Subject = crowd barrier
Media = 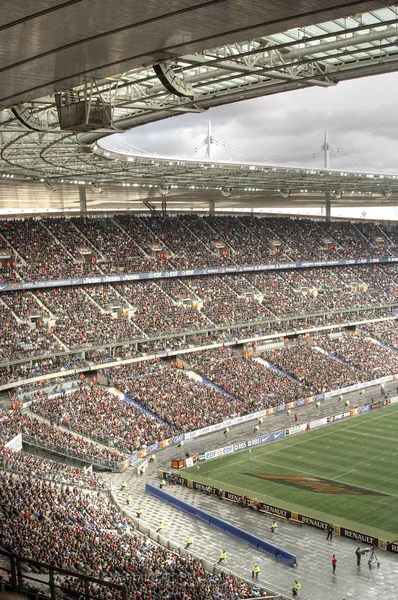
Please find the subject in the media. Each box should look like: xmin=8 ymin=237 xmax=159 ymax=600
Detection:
xmin=145 ymin=483 xmax=297 ymax=567
xmin=0 ymin=256 xmax=397 ymax=292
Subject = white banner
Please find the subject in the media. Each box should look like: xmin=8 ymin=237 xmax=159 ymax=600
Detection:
xmin=5 ymin=433 xmax=22 ymax=452
xmin=323 ymin=373 xmax=397 ymax=400
xmin=183 ymin=407 xmax=272 ymax=440
xmin=285 ymin=423 xmax=307 ymax=436
xmin=137 ymin=458 xmax=149 ymax=474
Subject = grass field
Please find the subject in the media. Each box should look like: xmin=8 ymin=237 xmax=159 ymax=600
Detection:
xmin=183 ymin=404 xmax=398 ymax=540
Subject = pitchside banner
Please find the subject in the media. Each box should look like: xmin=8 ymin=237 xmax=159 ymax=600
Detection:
xmin=163 ymin=471 xmax=398 ymax=555
xmin=0 ymin=256 xmax=396 ymax=292
xmin=203 ymin=429 xmax=285 ymax=461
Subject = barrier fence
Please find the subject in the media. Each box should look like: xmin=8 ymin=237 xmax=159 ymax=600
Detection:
xmin=146 ymin=483 xmax=297 ymax=566
xmin=0 ymin=547 xmax=127 ymax=600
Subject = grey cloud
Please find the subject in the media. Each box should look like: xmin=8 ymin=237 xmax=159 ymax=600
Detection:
xmin=109 ymin=72 xmax=398 ymax=170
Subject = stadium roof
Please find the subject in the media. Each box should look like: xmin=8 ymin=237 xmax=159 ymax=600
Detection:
xmin=1 ymin=1 xmax=398 ymax=208
xmin=0 ymin=1 xmax=392 ymax=108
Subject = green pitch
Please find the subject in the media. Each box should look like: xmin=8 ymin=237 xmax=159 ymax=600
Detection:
xmin=183 ymin=404 xmax=398 ymax=540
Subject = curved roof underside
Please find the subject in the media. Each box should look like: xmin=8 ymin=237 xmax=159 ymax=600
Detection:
xmin=1 ymin=1 xmax=398 ymax=208
xmin=0 ymin=0 xmax=391 ymax=108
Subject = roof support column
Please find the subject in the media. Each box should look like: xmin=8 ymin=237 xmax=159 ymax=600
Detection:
xmin=79 ymin=185 xmax=87 ymax=213
xmin=325 ymin=191 xmax=331 ymax=222
xmin=209 ymin=199 xmax=215 ymax=215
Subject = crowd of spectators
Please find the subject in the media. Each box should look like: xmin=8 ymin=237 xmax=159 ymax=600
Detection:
xmin=35 ymin=286 xmax=143 ymax=348
xmin=0 ymin=472 xmax=264 ymax=599
xmin=244 ymin=271 xmax=328 ymax=318
xmin=0 ymin=215 xmax=396 ymax=285
xmin=114 ymin=213 xmax=175 ymax=269
xmin=355 ymin=221 xmax=391 ymax=252
xmin=184 ymin=274 xmax=272 ymax=325
xmin=264 ymin=217 xmax=332 ymax=262
xmin=351 ymin=264 xmax=398 ymax=305
xmin=0 ymin=218 xmax=101 ymax=281
xmin=0 ymin=262 xmax=397 ymax=364
xmin=0 ymin=356 xmax=87 ymax=387
xmin=45 ymin=217 xmax=101 ymax=261
xmin=184 ymin=347 xmax=304 ymax=408
xmin=368 ymin=319 xmax=398 ymax=349
xmin=157 ymin=277 xmax=201 ymax=303
xmin=141 ymin=214 xmax=236 ymax=270
xmin=1 ymin=290 xmax=52 ymax=319
xmin=114 ymin=280 xmax=211 ymax=335
xmin=202 ymin=215 xmax=274 ymax=265
xmin=72 ymin=216 xmax=157 ymax=274
xmin=109 ymin=360 xmax=243 ymax=431
xmin=315 ymin=220 xmax=388 ymax=259
xmin=0 ymin=302 xmax=62 ymax=362
xmin=0 ymin=214 xmax=397 ymax=367
xmin=83 ymin=283 xmax=131 ymax=310
xmin=315 ymin=333 xmax=398 ymax=381
xmin=178 ymin=214 xmax=238 ymax=267
xmin=2 ymin=213 xmax=397 ymax=600
xmin=0 ymin=407 xmax=124 ymax=467
xmin=260 ymin=343 xmax=362 ymax=395
xmin=31 ymin=384 xmax=174 ymax=453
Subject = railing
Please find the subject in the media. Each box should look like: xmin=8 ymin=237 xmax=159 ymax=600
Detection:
xmin=0 ymin=547 xmax=126 ymax=600
xmin=22 ymin=434 xmax=124 ymax=472
xmin=30 ymin=407 xmax=134 ymax=457
xmin=0 ymin=457 xmax=110 ymax=491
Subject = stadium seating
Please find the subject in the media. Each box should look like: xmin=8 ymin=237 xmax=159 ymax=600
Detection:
xmin=0 ymin=215 xmax=396 ymax=284
xmin=0 ymin=262 xmax=396 ymax=363
xmin=1 ymin=213 xmax=398 ymax=600
xmin=260 ymin=343 xmax=362 ymax=394
xmin=0 ymin=407 xmax=124 ymax=467
xmin=109 ymin=360 xmax=244 ymax=432
xmin=368 ymin=319 xmax=398 ymax=349
xmin=31 ymin=384 xmax=175 ymax=453
xmin=184 ymin=347 xmax=304 ymax=408
xmin=315 ymin=334 xmax=398 ymax=380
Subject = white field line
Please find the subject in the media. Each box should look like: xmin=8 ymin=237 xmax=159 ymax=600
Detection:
xmin=198 ymin=408 xmax=398 ymax=497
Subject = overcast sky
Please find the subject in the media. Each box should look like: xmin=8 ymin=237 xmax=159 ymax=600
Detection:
xmin=107 ymin=72 xmax=398 ymax=172
xmin=104 ymin=72 xmax=398 ymax=219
